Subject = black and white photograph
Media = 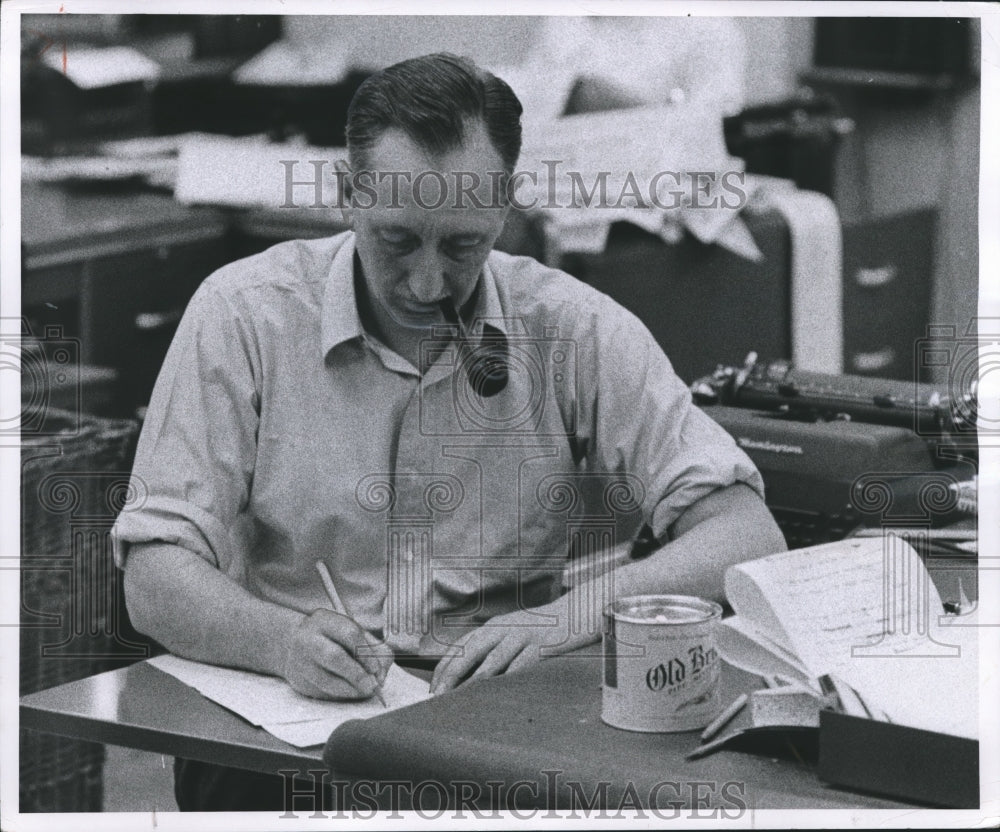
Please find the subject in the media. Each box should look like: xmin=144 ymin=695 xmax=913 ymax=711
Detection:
xmin=1 ymin=1 xmax=996 ymax=827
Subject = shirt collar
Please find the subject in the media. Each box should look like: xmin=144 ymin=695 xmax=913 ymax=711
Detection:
xmin=320 ymin=233 xmax=365 ymax=357
xmin=320 ymin=232 xmax=510 ymax=359
xmin=464 ymin=255 xmax=510 ymax=341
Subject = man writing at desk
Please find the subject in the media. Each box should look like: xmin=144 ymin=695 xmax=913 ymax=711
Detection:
xmin=113 ymin=53 xmax=785 ymax=811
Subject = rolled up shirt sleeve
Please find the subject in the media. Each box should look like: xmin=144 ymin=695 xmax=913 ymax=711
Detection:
xmin=112 ymin=280 xmax=261 ymax=575
xmin=579 ymin=294 xmax=765 ymax=540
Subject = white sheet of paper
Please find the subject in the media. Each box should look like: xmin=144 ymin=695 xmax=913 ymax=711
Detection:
xmin=716 ymin=614 xmax=817 ymax=692
xmin=259 ymin=716 xmax=366 ymax=748
xmin=233 ymin=39 xmax=349 ymax=86
xmin=174 ymin=135 xmax=344 ymax=209
xmin=43 ymin=46 xmax=160 ymax=89
xmin=724 ymin=536 xmax=978 ymax=738
xmin=148 ymin=655 xmax=431 ymax=746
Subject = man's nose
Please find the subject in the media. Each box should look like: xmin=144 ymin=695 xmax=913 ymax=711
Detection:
xmin=407 ymin=248 xmax=448 ymax=303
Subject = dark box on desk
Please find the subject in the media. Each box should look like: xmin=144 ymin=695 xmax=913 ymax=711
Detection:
xmin=21 ymin=69 xmax=151 ymax=151
xmin=817 ymin=710 xmax=978 ymax=808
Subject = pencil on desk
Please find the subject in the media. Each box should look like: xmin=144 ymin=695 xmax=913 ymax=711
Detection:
xmin=314 ymin=561 xmax=387 ymax=708
xmin=699 ymin=693 xmax=748 ymax=742
xmin=686 ymin=732 xmax=735 ymax=761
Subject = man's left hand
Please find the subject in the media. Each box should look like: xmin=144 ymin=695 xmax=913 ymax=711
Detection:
xmin=429 ymin=598 xmax=600 ymax=694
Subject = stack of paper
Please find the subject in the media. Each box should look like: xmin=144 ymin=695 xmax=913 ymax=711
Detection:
xmin=716 ymin=536 xmax=978 ymax=739
xmin=149 ymin=654 xmax=431 ymax=747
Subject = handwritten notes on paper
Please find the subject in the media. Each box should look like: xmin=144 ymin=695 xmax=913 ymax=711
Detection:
xmin=148 ymin=655 xmax=431 ymax=747
xmin=717 ymin=536 xmax=978 ymax=739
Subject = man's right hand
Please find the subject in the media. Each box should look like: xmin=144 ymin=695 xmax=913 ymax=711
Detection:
xmin=124 ymin=543 xmax=396 ymax=701
xmin=282 ymin=609 xmax=394 ymax=701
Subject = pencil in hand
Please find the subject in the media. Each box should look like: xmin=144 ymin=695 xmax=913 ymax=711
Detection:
xmin=315 ymin=561 xmax=388 ymax=707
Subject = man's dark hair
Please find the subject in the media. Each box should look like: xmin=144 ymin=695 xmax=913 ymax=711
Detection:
xmin=346 ymin=52 xmax=523 ymax=176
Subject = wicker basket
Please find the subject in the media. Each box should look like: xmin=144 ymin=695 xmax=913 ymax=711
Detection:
xmin=20 ymin=408 xmax=140 ymax=813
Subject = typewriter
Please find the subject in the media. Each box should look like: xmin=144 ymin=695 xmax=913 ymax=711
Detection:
xmin=688 ymin=353 xmax=977 ymax=548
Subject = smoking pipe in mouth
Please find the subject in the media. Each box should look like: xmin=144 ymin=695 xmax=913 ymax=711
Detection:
xmin=439 ymin=299 xmax=508 ymax=398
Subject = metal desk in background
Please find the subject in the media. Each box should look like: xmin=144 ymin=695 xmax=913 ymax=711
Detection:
xmin=21 ymin=181 xmax=231 ymax=417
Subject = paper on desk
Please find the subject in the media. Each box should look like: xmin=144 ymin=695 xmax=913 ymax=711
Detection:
xmin=174 ymin=135 xmax=343 ymax=208
xmin=259 ymin=667 xmax=433 ymax=747
xmin=722 ymin=537 xmax=978 ymax=739
xmin=261 ymin=715 xmax=369 ymax=748
xmin=234 ymin=39 xmax=349 ymax=86
xmin=148 ymin=655 xmax=431 ymax=746
xmin=43 ymin=46 xmax=160 ymax=89
xmin=715 ymin=614 xmax=816 ymax=693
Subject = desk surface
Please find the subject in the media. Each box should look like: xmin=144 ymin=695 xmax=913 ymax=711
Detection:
xmin=21 ymin=660 xmax=323 ymax=775
xmin=21 ymin=657 xmax=911 ymax=811
xmin=22 ymin=182 xmax=227 ymax=270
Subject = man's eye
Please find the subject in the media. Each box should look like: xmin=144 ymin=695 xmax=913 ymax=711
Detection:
xmin=378 ymin=229 xmax=416 ymax=247
xmin=445 ymin=237 xmax=484 ymax=257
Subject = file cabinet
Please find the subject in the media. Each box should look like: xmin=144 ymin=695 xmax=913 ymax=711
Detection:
xmin=841 ymin=208 xmax=936 ymax=382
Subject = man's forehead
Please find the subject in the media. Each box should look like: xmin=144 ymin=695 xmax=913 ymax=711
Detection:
xmin=363 ymin=122 xmax=505 ymax=177
xmin=354 ymin=123 xmax=509 ymax=213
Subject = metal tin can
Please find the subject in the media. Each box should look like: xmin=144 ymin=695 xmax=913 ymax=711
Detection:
xmin=602 ymin=594 xmax=723 ymax=732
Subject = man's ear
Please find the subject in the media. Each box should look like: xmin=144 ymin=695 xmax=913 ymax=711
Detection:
xmin=334 ymin=159 xmax=353 ymax=225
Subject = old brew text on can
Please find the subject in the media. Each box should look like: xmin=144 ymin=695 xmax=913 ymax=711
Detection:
xmin=602 ymin=594 xmax=723 ymax=732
